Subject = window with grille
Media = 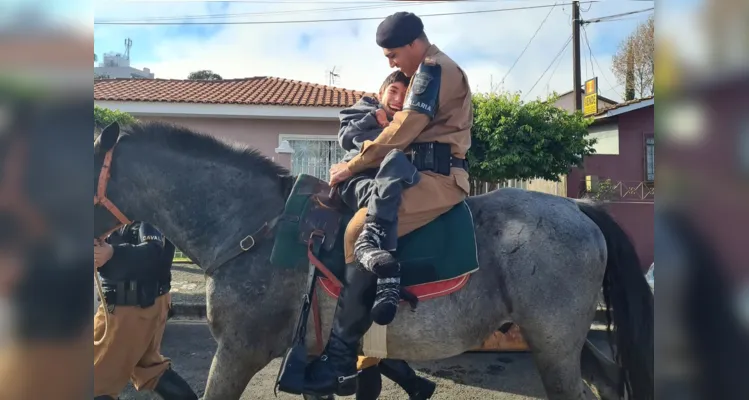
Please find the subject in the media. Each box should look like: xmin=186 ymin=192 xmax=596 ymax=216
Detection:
xmin=285 ymin=137 xmax=346 ymax=181
xmin=645 ymin=136 xmax=655 ymax=182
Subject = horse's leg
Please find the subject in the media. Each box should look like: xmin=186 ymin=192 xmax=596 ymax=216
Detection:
xmin=354 ymin=365 xmax=382 ymax=400
xmin=520 ymin=321 xmax=597 ymax=400
xmin=580 ymin=338 xmax=623 ymax=400
xmin=202 ymin=342 xmax=267 ymax=400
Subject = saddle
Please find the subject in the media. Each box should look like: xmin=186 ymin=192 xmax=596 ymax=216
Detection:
xmin=271 ymin=174 xmax=480 ymax=373
xmin=270 ymin=174 xmax=480 ymax=295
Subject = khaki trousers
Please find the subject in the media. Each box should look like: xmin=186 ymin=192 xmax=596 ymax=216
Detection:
xmin=344 ymin=170 xmax=467 ymax=263
xmin=357 ymin=355 xmax=381 ymax=371
xmin=93 ymin=293 xmax=171 ymax=398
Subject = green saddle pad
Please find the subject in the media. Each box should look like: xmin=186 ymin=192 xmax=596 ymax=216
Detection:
xmin=269 ymin=174 xmax=479 ymax=287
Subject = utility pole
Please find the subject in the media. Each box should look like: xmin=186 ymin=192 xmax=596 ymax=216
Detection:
xmin=572 ymin=1 xmax=582 ymax=111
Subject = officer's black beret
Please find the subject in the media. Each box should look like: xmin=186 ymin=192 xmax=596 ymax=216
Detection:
xmin=376 ymin=12 xmax=424 ymax=49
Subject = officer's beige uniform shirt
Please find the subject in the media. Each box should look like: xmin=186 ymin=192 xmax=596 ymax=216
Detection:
xmin=343 ymin=44 xmax=473 ymax=262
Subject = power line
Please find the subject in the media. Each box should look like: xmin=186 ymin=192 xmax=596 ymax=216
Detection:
xmin=582 ymin=7 xmax=653 ymax=24
xmin=582 ymin=25 xmax=622 ymax=98
xmin=543 ymin=42 xmax=567 ymax=95
xmin=94 ymin=2 xmax=596 ymax=25
xmin=582 ymin=24 xmax=595 ymax=78
xmin=523 ymin=35 xmax=572 ymax=100
xmin=106 ymin=0 xmax=452 ymax=3
xmin=498 ymin=2 xmax=557 ymax=86
xmin=108 ymin=0 xmax=649 ymax=2
xmin=98 ymin=1 xmax=439 ymax=22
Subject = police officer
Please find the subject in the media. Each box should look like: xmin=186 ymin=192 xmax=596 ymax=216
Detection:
xmin=93 ymin=221 xmax=197 ymax=400
xmin=290 ymin=11 xmax=473 ymax=397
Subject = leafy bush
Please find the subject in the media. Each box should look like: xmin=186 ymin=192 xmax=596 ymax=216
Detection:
xmin=94 ymin=105 xmax=136 ymax=139
xmin=468 ymin=91 xmax=597 ymax=182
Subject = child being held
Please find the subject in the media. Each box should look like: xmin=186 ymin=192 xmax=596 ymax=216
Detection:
xmin=333 ymin=70 xmax=421 ymax=326
xmin=335 ymin=70 xmax=412 ymax=211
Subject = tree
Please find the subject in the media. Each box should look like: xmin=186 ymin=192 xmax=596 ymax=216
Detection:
xmin=187 ymin=70 xmax=223 ymax=80
xmin=611 ymin=16 xmax=654 ymax=99
xmin=94 ymin=105 xmax=136 ymax=139
xmin=467 ymin=92 xmax=596 ymax=183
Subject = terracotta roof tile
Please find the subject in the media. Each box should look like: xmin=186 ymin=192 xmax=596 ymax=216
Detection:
xmin=93 ymin=77 xmax=375 ymax=107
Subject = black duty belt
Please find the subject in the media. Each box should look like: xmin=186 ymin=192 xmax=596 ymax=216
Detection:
xmin=102 ymin=280 xmax=170 ymax=309
xmin=450 ymin=157 xmax=469 ymax=170
xmin=406 ymin=142 xmax=468 ymax=176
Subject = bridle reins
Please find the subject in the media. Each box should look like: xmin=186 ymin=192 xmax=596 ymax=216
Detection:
xmin=93 ymin=143 xmax=280 ymax=277
xmin=94 ymin=146 xmax=132 ymax=241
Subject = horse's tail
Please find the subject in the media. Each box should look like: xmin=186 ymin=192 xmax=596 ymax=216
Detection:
xmin=576 ymin=200 xmax=654 ymax=400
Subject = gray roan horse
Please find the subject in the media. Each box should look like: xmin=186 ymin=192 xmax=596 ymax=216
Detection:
xmin=93 ymin=121 xmax=653 ymax=400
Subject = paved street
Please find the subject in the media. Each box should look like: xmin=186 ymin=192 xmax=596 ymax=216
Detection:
xmin=120 ymin=319 xmax=549 ymax=400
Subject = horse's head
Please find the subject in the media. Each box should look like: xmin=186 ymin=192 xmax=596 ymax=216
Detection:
xmin=94 ymin=121 xmax=131 ymax=239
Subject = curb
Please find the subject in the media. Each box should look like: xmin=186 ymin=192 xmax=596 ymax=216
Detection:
xmin=169 ymin=302 xmax=206 ymax=319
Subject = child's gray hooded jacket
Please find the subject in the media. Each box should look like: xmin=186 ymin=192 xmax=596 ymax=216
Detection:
xmin=337 ymin=96 xmax=392 ymax=162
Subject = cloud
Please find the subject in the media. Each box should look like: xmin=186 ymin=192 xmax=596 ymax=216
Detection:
xmin=94 ymin=0 xmax=654 ymax=101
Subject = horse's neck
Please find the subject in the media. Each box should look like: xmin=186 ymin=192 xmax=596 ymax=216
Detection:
xmin=111 ymin=146 xmax=285 ymax=267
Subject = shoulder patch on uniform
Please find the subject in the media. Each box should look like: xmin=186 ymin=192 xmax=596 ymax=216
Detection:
xmin=411 ymin=72 xmax=433 ymax=95
xmin=403 ymin=62 xmax=441 ymax=119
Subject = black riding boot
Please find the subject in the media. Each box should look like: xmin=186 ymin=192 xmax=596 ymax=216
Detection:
xmin=379 ymin=359 xmax=437 ymax=400
xmin=302 ymin=263 xmax=377 ymax=397
xmin=153 ymin=367 xmax=198 ymax=400
xmin=354 ymin=216 xmax=401 ymax=326
xmin=355 ymin=364 xmax=383 ymax=400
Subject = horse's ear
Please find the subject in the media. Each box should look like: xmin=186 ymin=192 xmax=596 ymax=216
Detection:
xmin=99 ymin=121 xmax=120 ymax=151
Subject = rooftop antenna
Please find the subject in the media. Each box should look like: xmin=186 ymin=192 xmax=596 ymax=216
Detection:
xmin=327 ymin=66 xmax=340 ymax=86
xmin=124 ymin=38 xmax=132 ymax=60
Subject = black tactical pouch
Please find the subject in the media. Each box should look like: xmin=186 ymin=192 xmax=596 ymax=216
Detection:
xmin=114 ymin=281 xmax=139 ymax=306
xmin=107 ymin=280 xmax=159 ymax=308
xmin=408 ymin=142 xmax=452 ymax=176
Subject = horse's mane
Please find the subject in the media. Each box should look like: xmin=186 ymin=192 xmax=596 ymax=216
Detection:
xmin=118 ymin=120 xmax=291 ymax=179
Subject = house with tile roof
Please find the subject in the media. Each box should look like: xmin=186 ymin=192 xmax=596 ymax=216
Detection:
xmin=94 ymin=77 xmax=376 ymax=179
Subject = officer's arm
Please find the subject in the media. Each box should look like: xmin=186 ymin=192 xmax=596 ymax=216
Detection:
xmin=346 ymin=63 xmax=441 ymax=174
xmin=98 ymin=223 xmax=165 ymax=275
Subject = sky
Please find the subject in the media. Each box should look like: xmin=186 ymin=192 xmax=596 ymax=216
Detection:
xmin=93 ymin=0 xmax=658 ymax=102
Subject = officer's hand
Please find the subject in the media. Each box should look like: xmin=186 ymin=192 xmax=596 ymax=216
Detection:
xmin=375 ymin=109 xmax=390 ymax=128
xmin=94 ymin=240 xmax=113 ymax=269
xmin=329 ymin=164 xmax=353 ymax=187
xmin=329 ymin=162 xmax=347 ymax=177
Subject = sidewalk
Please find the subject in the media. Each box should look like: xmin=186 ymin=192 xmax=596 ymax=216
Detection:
xmin=169 ymin=263 xmax=207 ymax=319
